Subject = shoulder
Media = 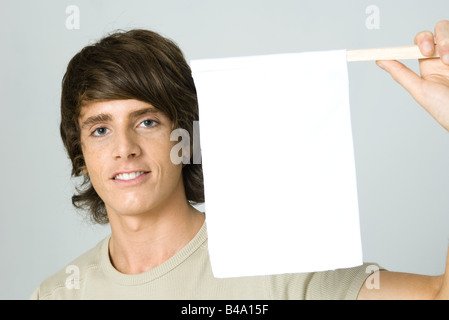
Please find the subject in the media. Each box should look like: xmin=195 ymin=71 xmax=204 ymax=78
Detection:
xmin=30 ymin=236 xmax=109 ymax=300
xmin=307 ymin=262 xmax=383 ymax=300
xmin=247 ymin=263 xmax=382 ymax=300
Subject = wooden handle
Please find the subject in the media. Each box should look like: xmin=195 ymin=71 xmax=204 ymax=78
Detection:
xmin=347 ymin=45 xmax=440 ymax=62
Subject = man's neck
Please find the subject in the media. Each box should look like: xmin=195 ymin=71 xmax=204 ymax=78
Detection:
xmin=107 ymin=199 xmax=205 ymax=275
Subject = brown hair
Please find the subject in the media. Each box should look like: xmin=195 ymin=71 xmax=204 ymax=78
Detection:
xmin=60 ymin=29 xmax=204 ymax=224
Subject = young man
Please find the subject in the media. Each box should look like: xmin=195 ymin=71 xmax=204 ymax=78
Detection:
xmin=31 ymin=20 xmax=449 ymax=299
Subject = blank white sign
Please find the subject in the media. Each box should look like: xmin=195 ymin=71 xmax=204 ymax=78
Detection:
xmin=191 ymin=50 xmax=363 ymax=278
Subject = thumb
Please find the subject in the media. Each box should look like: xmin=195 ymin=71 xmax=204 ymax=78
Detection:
xmin=376 ymin=60 xmax=424 ymax=99
xmin=376 ymin=59 xmax=449 ymax=132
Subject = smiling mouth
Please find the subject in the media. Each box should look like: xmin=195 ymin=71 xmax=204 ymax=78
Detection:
xmin=113 ymin=171 xmax=150 ymax=181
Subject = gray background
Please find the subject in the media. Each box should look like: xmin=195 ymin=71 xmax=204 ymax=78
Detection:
xmin=1 ymin=0 xmax=449 ymax=299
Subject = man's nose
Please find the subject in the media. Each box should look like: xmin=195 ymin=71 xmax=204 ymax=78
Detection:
xmin=112 ymin=129 xmax=142 ymax=160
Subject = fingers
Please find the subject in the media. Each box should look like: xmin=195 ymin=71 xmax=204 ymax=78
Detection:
xmin=376 ymin=20 xmax=449 ymax=90
xmin=435 ymin=20 xmax=449 ymax=65
xmin=414 ymin=30 xmax=435 ymax=56
xmin=413 ymin=20 xmax=449 ymax=65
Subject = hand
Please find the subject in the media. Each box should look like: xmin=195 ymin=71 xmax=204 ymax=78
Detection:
xmin=376 ymin=20 xmax=449 ymax=132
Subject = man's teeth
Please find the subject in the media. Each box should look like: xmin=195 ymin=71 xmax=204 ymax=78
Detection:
xmin=114 ymin=171 xmax=146 ymax=181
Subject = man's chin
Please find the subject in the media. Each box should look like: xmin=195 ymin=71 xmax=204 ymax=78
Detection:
xmin=105 ymin=202 xmax=160 ymax=220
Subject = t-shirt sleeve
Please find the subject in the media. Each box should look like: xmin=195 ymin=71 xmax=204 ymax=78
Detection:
xmin=306 ymin=262 xmax=383 ymax=300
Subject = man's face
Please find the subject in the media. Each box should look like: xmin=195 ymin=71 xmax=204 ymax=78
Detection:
xmin=78 ymin=99 xmax=184 ymax=218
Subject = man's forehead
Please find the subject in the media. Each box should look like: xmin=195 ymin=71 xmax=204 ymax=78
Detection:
xmin=78 ymin=99 xmax=162 ymax=119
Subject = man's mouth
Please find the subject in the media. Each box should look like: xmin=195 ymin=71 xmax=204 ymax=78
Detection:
xmin=113 ymin=171 xmax=150 ymax=181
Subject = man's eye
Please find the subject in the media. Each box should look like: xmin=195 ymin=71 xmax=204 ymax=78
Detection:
xmin=139 ymin=119 xmax=157 ymax=128
xmin=92 ymin=127 xmax=109 ymax=136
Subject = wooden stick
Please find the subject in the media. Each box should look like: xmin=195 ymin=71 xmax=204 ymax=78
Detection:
xmin=347 ymin=45 xmax=440 ymax=62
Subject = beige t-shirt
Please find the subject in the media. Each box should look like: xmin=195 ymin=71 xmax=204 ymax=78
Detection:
xmin=31 ymin=222 xmax=378 ymax=299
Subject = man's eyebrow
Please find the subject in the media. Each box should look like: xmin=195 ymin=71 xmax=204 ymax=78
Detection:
xmin=80 ymin=108 xmax=161 ymax=130
xmin=80 ymin=113 xmax=112 ymax=130
xmin=129 ymin=107 xmax=161 ymax=119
